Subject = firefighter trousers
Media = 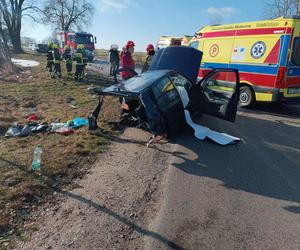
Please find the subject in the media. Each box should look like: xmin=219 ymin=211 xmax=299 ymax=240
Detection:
xmin=47 ymin=61 xmax=54 ymax=73
xmin=110 ymin=61 xmax=119 ymax=76
xmin=75 ymin=64 xmax=85 ymax=79
xmin=66 ymin=61 xmax=73 ymax=74
xmin=54 ymin=63 xmax=62 ymax=78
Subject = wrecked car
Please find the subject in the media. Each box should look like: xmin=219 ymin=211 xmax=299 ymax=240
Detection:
xmin=89 ymin=46 xmax=240 ymax=141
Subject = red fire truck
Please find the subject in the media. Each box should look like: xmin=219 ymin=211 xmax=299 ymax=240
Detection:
xmin=55 ymin=31 xmax=97 ymax=62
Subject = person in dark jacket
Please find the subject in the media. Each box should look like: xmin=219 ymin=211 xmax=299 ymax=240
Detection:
xmin=142 ymin=44 xmax=155 ymax=73
xmin=52 ymin=43 xmax=62 ymax=78
xmin=108 ymin=44 xmax=120 ymax=76
xmin=63 ymin=45 xmax=73 ymax=76
xmin=120 ymin=40 xmax=135 ymax=80
xmin=46 ymin=41 xmax=54 ymax=77
xmin=73 ymin=44 xmax=87 ymax=80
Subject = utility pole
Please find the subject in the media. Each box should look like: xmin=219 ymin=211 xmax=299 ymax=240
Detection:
xmin=297 ymin=0 xmax=300 ymax=15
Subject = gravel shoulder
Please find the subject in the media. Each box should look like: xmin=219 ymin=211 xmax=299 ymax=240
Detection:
xmin=15 ymin=128 xmax=173 ymax=250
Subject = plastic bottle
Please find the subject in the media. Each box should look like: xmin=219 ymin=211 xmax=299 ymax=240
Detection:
xmin=31 ymin=145 xmax=42 ymax=170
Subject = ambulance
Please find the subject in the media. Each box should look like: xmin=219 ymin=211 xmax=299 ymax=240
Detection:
xmin=181 ymin=35 xmax=193 ymax=46
xmin=157 ymin=36 xmax=192 ymax=49
xmin=157 ymin=36 xmax=183 ymax=49
xmin=189 ymin=17 xmax=300 ymax=106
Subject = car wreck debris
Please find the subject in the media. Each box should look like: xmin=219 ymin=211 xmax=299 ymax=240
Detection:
xmin=89 ymin=46 xmax=241 ymax=146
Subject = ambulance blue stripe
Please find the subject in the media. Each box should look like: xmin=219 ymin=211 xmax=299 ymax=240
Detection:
xmin=202 ymin=62 xmax=278 ymax=75
xmin=279 ymin=35 xmax=291 ymax=66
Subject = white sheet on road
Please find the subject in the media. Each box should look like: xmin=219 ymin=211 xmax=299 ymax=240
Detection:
xmin=12 ymin=58 xmax=40 ymax=67
xmin=184 ymin=110 xmax=241 ymax=145
xmin=177 ymin=86 xmax=241 ymax=146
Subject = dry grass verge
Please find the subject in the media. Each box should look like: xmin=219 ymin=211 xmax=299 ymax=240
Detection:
xmin=0 ymin=52 xmax=121 ymax=247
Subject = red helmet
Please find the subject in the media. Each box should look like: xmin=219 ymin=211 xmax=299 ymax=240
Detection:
xmin=146 ymin=44 xmax=154 ymax=52
xmin=126 ymin=40 xmax=135 ymax=49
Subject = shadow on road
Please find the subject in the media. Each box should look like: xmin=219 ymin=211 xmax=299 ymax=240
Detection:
xmin=239 ymin=103 xmax=300 ymax=119
xmin=105 ymin=104 xmax=300 ymax=211
xmin=167 ymin=108 xmax=300 ymax=210
xmin=284 ymin=206 xmax=300 ymax=214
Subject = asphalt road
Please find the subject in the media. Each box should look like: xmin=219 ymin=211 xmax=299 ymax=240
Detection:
xmin=91 ymin=62 xmax=300 ymax=249
xmin=145 ymin=103 xmax=300 ymax=250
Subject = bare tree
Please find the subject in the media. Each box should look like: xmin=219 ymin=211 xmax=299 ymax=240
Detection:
xmin=0 ymin=0 xmax=40 ymax=53
xmin=42 ymin=0 xmax=94 ymax=31
xmin=265 ymin=0 xmax=300 ymax=18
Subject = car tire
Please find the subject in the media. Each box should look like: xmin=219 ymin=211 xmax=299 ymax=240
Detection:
xmin=239 ymin=86 xmax=255 ymax=107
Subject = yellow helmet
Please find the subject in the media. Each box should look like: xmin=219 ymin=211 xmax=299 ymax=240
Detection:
xmin=77 ymin=44 xmax=84 ymax=49
xmin=53 ymin=44 xmax=59 ymax=49
xmin=64 ymin=44 xmax=70 ymax=49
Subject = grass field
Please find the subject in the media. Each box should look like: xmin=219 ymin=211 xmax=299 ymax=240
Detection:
xmin=0 ymin=53 xmax=120 ymax=246
xmin=95 ymin=49 xmax=147 ymax=66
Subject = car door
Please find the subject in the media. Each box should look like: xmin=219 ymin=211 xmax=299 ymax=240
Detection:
xmin=198 ymin=68 xmax=240 ymax=122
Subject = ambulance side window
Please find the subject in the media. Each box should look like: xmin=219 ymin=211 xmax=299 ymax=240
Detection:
xmin=190 ymin=41 xmax=200 ymax=50
xmin=292 ymin=37 xmax=300 ymax=66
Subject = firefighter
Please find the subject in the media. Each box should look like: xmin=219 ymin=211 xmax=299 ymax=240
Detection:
xmin=120 ymin=41 xmax=135 ymax=81
xmin=63 ymin=45 xmax=73 ymax=76
xmin=119 ymin=41 xmax=137 ymax=113
xmin=73 ymin=44 xmax=87 ymax=80
xmin=142 ymin=44 xmax=155 ymax=73
xmin=46 ymin=41 xmax=54 ymax=77
xmin=52 ymin=43 xmax=62 ymax=78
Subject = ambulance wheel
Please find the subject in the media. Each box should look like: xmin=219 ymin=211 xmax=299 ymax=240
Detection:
xmin=239 ymin=86 xmax=255 ymax=107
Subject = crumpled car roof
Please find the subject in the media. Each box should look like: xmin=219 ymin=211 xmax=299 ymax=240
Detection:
xmin=104 ymin=70 xmax=171 ymax=95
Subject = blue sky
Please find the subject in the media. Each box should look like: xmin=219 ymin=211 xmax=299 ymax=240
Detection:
xmin=22 ymin=0 xmax=267 ymax=51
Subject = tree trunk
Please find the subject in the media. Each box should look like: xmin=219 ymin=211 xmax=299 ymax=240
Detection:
xmin=9 ymin=14 xmax=23 ymax=54
xmin=0 ymin=41 xmax=12 ymax=74
xmin=0 ymin=0 xmax=24 ymax=54
xmin=10 ymin=31 xmax=22 ymax=53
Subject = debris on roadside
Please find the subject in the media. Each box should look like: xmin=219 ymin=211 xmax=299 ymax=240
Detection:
xmin=55 ymin=127 xmax=75 ymax=136
xmin=4 ymin=117 xmax=89 ymax=138
xmin=65 ymin=96 xmax=75 ymax=104
xmin=31 ymin=145 xmax=42 ymax=171
xmin=31 ymin=123 xmax=50 ymax=133
xmin=5 ymin=123 xmax=32 ymax=137
xmin=68 ymin=117 xmax=89 ymax=129
xmin=25 ymin=114 xmax=38 ymax=121
xmin=69 ymin=105 xmax=78 ymax=109
xmin=50 ymin=123 xmax=66 ymax=132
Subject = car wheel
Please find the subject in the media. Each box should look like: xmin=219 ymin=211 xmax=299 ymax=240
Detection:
xmin=239 ymin=86 xmax=255 ymax=107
